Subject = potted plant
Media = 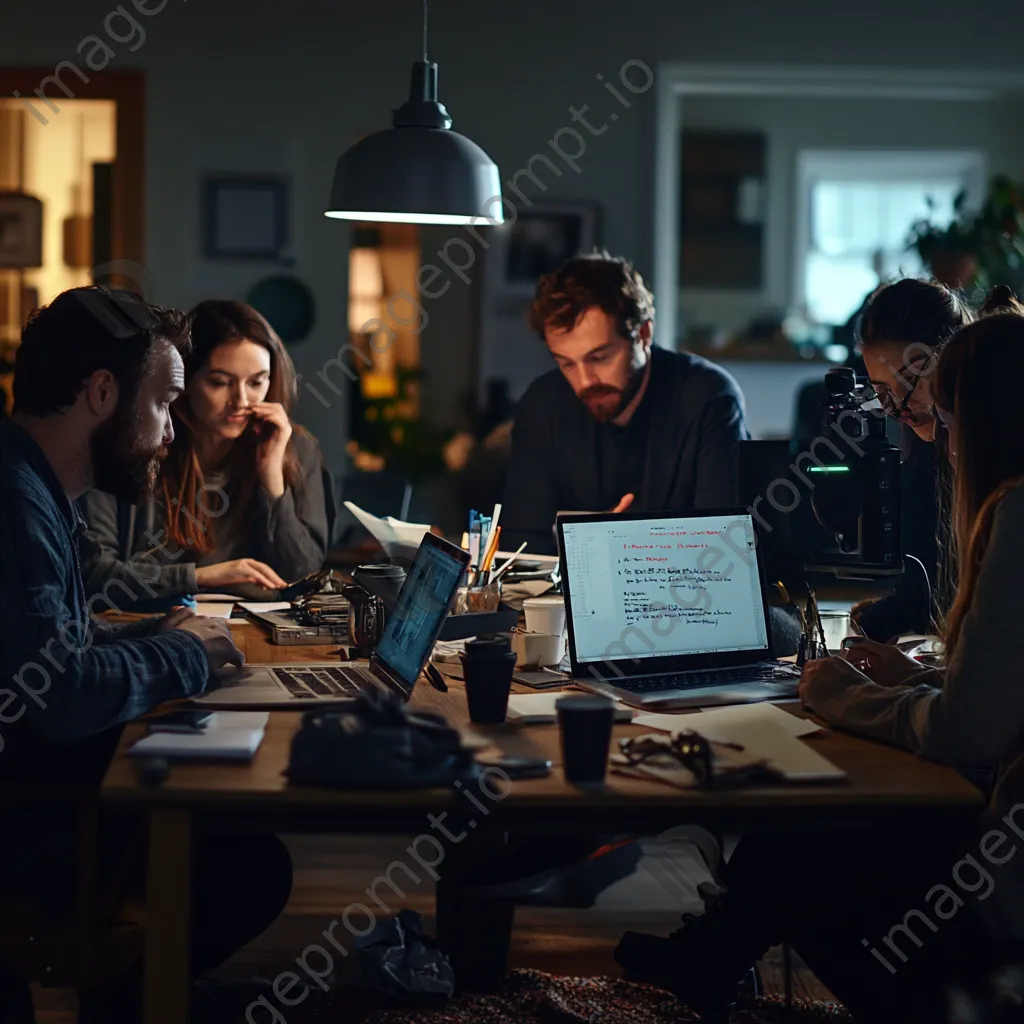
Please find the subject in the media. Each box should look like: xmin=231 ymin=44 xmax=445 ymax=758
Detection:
xmin=906 ymin=189 xmax=982 ymax=289
xmin=975 ymin=174 xmax=1024 ymax=294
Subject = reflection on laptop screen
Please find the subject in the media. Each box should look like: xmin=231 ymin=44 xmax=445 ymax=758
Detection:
xmin=376 ymin=541 xmax=465 ymax=684
xmin=562 ymin=513 xmax=769 ymax=664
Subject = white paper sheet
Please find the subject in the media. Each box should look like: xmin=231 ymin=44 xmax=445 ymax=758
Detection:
xmin=506 ymin=693 xmax=634 ymax=724
xmin=635 ymin=703 xmax=842 ymax=781
xmin=238 ymin=601 xmax=293 ymax=613
xmin=129 ymin=711 xmax=269 ymax=762
xmin=194 ymin=602 xmax=236 ymax=619
xmin=343 ymin=501 xmax=432 ymax=561
xmin=634 ymin=702 xmax=820 ymax=739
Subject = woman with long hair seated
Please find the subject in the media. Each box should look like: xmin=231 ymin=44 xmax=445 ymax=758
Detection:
xmin=616 ymin=296 xmax=1024 ymax=1022
xmin=849 ymin=278 xmax=973 ymax=639
xmin=80 ymin=299 xmax=329 ymax=609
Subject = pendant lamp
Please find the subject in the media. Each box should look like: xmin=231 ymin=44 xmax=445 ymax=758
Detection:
xmin=325 ymin=0 xmax=503 ymax=226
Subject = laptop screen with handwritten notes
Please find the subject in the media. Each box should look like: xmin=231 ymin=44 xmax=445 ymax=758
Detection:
xmin=560 ymin=513 xmax=769 ymax=665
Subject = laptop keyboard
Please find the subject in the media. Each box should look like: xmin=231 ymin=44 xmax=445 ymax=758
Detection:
xmin=617 ymin=665 xmax=782 ymax=694
xmin=274 ymin=666 xmax=373 ymax=699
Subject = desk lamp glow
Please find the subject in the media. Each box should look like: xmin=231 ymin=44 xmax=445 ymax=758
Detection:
xmin=325 ymin=0 xmax=503 ymax=227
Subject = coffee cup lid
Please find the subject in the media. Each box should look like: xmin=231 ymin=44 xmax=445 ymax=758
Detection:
xmin=355 ymin=564 xmax=406 ymax=577
xmin=555 ymin=694 xmax=615 ymax=712
xmin=464 ymin=634 xmax=512 ymax=657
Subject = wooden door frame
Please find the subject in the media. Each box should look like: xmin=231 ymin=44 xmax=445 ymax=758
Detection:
xmin=0 ymin=69 xmax=144 ymax=287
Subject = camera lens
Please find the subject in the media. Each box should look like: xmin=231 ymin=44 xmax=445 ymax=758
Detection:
xmin=825 ymin=368 xmax=856 ymax=397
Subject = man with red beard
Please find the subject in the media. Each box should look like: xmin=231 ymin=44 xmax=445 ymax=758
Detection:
xmin=0 ymin=288 xmax=291 ymax=1022
xmin=502 ymin=253 xmax=748 ymax=554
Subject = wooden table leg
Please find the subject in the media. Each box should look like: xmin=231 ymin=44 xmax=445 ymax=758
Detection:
xmin=435 ymin=827 xmax=514 ymax=992
xmin=143 ymin=808 xmax=191 ymax=1024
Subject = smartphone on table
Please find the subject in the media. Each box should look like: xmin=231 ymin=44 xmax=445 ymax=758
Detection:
xmin=147 ymin=709 xmax=214 ymax=734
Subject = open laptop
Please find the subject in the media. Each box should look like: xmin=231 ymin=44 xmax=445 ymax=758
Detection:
xmin=557 ymin=509 xmax=800 ymax=709
xmin=194 ymin=533 xmax=470 ymax=708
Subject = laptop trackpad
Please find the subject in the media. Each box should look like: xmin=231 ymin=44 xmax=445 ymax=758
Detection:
xmin=196 ymin=665 xmax=284 ymax=702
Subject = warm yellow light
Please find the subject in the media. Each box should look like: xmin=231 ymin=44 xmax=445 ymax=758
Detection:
xmin=348 ymin=247 xmax=384 ymax=333
xmin=362 ymin=371 xmax=398 ymax=399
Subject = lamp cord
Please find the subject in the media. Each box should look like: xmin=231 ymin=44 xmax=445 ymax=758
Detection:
xmin=422 ymin=0 xmax=428 ymax=61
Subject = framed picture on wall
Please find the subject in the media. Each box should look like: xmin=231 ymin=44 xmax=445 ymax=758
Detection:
xmin=0 ymin=192 xmax=43 ymax=268
xmin=490 ymin=200 xmax=602 ymax=301
xmin=201 ymin=175 xmax=289 ymax=260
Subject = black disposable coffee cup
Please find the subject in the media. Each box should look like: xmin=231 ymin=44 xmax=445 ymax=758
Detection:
xmin=352 ymin=564 xmax=407 ymax=612
xmin=556 ymin=695 xmax=615 ymax=787
xmin=461 ymin=635 xmax=517 ymax=724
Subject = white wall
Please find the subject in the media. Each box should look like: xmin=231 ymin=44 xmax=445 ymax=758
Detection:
xmin=8 ymin=0 xmax=1024 ymax=467
xmin=679 ymin=92 xmax=1024 ymax=336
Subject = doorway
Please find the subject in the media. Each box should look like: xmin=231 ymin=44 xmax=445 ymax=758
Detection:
xmin=0 ymin=69 xmax=144 ymax=412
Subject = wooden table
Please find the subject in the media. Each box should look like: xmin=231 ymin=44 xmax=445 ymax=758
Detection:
xmin=101 ymin=622 xmax=983 ymax=1024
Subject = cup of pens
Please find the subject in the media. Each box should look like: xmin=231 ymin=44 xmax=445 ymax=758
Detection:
xmin=461 ymin=503 xmax=530 ymax=611
xmin=457 ymin=580 xmax=502 ymax=614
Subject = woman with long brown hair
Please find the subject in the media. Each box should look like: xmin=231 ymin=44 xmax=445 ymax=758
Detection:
xmin=850 ymin=278 xmax=972 ymax=640
xmin=616 ymin=296 xmax=1024 ymax=1022
xmin=79 ymin=299 xmax=328 ymax=609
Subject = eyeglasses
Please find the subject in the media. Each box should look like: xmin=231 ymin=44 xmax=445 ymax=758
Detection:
xmin=618 ymin=731 xmax=782 ymax=789
xmin=871 ymin=367 xmax=925 ymax=419
xmin=619 ymin=730 xmax=714 ymax=784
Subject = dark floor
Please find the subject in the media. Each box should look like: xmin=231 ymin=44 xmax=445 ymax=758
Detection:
xmin=29 ymin=834 xmax=833 ymax=1020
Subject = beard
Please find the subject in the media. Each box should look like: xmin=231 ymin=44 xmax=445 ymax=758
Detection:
xmin=578 ymin=383 xmax=628 ymax=423
xmin=578 ymin=362 xmax=648 ymax=424
xmin=91 ymin=399 xmax=169 ymax=503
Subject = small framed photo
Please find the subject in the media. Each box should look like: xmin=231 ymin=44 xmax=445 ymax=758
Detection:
xmin=0 ymin=192 xmax=43 ymax=269
xmin=490 ymin=200 xmax=602 ymax=300
xmin=202 ymin=175 xmax=288 ymax=260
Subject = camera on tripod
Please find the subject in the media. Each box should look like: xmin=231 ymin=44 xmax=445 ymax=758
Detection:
xmin=804 ymin=368 xmax=902 ymax=578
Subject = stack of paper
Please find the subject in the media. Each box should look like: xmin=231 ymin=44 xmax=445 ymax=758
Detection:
xmin=634 ymin=703 xmax=845 ymax=782
xmin=128 ymin=711 xmax=269 ymax=762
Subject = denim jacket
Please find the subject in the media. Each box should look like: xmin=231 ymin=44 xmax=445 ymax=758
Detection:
xmin=0 ymin=420 xmax=208 ymax=782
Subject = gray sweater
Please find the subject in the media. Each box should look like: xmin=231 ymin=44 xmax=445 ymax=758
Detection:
xmin=78 ymin=430 xmax=329 ymax=607
xmin=803 ymin=481 xmax=1024 ymax=939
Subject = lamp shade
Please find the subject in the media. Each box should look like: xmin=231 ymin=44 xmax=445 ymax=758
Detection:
xmin=325 ymin=61 xmax=503 ymax=226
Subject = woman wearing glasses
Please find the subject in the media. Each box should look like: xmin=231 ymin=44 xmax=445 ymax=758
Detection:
xmin=617 ymin=306 xmax=1024 ymax=1022
xmin=848 ymin=278 xmax=974 ymax=641
xmin=853 ymin=283 xmax=1022 ymax=640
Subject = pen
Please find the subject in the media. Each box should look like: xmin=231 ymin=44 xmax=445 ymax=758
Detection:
xmin=776 ymin=580 xmax=807 ymax=633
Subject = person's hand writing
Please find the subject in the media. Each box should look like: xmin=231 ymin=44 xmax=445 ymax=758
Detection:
xmin=799 ymin=655 xmax=869 ymax=714
xmin=170 ymin=615 xmax=244 ymax=670
xmin=609 ymin=493 xmax=635 ymax=514
xmin=195 ymin=559 xmax=287 ymax=591
xmin=839 ymin=637 xmax=929 ymax=687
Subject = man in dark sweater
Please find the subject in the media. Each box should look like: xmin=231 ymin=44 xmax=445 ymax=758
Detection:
xmin=0 ymin=288 xmax=291 ymax=1021
xmin=502 ymin=253 xmax=748 ymax=554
